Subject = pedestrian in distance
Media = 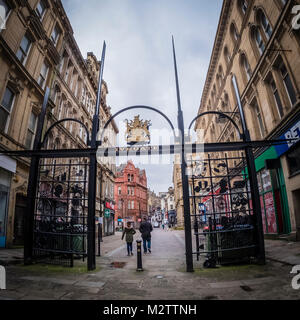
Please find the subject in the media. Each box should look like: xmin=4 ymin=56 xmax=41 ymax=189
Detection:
xmin=139 ymin=217 xmax=153 ymax=254
xmin=122 ymin=222 xmax=136 ymax=256
xmin=162 ymin=223 xmax=165 ymax=230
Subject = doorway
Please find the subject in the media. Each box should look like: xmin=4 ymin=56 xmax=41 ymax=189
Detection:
xmin=13 ymin=194 xmax=27 ymax=245
xmin=292 ymin=189 xmax=300 ymax=241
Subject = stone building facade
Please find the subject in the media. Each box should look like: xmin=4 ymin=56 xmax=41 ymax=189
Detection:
xmin=0 ymin=0 xmax=118 ymax=247
xmin=147 ymin=188 xmax=160 ymax=216
xmin=114 ymin=161 xmax=148 ymax=229
xmin=194 ymin=0 xmax=300 ymax=239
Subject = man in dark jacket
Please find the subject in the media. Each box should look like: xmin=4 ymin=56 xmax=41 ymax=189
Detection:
xmin=139 ymin=217 xmax=153 ymax=254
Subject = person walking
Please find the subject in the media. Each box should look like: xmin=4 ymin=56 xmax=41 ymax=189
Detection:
xmin=122 ymin=222 xmax=136 ymax=256
xmin=139 ymin=217 xmax=153 ymax=254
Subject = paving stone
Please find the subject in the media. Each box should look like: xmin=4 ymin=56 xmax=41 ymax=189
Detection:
xmin=74 ymin=281 xmax=105 ymax=288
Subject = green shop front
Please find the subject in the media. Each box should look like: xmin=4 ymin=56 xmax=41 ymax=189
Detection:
xmin=255 ymin=147 xmax=291 ymax=236
xmin=254 ymin=114 xmax=300 ymax=236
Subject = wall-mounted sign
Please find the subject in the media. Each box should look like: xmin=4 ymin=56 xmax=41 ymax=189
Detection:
xmin=275 ymin=118 xmax=300 ymax=157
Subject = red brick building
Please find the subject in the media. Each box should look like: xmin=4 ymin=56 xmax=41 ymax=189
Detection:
xmin=114 ymin=161 xmax=148 ymax=229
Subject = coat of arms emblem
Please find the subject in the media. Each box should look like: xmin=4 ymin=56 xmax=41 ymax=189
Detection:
xmin=125 ymin=115 xmax=152 ymax=145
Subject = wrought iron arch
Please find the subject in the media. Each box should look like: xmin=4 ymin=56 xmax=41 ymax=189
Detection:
xmin=41 ymin=119 xmax=90 ymax=148
xmin=98 ymin=105 xmax=176 ymax=145
xmin=188 ymin=111 xmax=244 ymax=141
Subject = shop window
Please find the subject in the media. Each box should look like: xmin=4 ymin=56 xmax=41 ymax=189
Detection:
xmin=287 ymin=143 xmax=300 ymax=176
xmin=257 ymin=169 xmax=277 ymax=234
xmin=0 ymin=168 xmax=11 ymax=245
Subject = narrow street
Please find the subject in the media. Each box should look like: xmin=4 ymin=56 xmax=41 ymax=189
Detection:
xmin=0 ymin=229 xmax=299 ymax=300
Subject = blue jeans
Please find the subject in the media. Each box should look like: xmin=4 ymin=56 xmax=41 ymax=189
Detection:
xmin=127 ymin=242 xmax=133 ymax=254
xmin=143 ymin=239 xmax=151 ymax=252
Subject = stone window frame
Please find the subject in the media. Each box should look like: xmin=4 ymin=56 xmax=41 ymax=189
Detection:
xmin=239 ymin=52 xmax=252 ymax=85
xmin=0 ymin=85 xmax=16 ymax=134
xmin=249 ymin=96 xmax=266 ymax=140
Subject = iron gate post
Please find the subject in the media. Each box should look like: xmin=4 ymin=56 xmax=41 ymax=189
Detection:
xmin=172 ymin=37 xmax=194 ymax=272
xmin=24 ymin=87 xmax=50 ymax=265
xmin=232 ymin=75 xmax=266 ymax=265
xmin=87 ymin=41 xmax=106 ymax=271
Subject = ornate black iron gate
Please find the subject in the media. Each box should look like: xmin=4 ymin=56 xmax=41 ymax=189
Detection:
xmin=32 ymin=158 xmax=89 ymax=267
xmin=189 ymin=151 xmax=256 ymax=267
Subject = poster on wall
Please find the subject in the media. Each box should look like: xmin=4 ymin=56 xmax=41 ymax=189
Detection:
xmin=260 ymin=196 xmax=267 ymax=234
xmin=264 ymin=192 xmax=277 ymax=234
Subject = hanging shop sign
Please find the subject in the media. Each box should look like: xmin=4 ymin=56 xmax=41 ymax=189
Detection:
xmin=104 ymin=209 xmax=110 ymax=218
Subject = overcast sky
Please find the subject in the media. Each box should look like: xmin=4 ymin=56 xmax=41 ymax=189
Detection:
xmin=62 ymin=0 xmax=222 ymax=193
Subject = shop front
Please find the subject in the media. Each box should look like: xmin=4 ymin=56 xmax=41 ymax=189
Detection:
xmin=104 ymin=201 xmax=115 ymax=236
xmin=253 ymin=112 xmax=300 ymax=237
xmin=274 ymin=115 xmax=300 ymax=239
xmin=0 ymin=156 xmax=16 ymax=248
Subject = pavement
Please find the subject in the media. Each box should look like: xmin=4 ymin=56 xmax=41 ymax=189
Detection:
xmin=0 ymin=229 xmax=299 ymax=300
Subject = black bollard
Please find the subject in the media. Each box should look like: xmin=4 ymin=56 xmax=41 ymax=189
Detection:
xmin=136 ymin=240 xmax=143 ymax=272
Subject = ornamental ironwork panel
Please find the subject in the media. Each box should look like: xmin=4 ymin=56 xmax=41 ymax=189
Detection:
xmin=188 ymin=151 xmax=256 ymax=267
xmin=32 ymin=158 xmax=89 ymax=267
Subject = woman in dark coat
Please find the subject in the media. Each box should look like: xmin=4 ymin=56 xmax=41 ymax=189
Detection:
xmin=122 ymin=222 xmax=136 ymax=256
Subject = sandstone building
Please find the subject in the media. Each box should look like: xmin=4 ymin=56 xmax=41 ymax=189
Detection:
xmin=0 ymin=0 xmax=118 ymax=247
xmin=174 ymin=0 xmax=300 ymax=239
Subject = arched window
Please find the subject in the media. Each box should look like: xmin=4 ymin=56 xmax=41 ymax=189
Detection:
xmin=250 ymin=98 xmax=266 ymax=139
xmin=238 ymin=0 xmax=248 ymax=15
xmin=257 ymin=9 xmax=272 ymax=40
xmin=224 ymin=92 xmax=230 ymax=110
xmin=207 ymin=100 xmax=211 ymax=111
xmin=52 ymin=84 xmax=61 ymax=105
xmin=277 ymin=57 xmax=297 ymax=107
xmin=252 ymin=26 xmax=265 ymax=55
xmin=230 ymin=23 xmax=239 ymax=43
xmin=218 ymin=65 xmax=224 ymax=80
xmin=241 ymin=54 xmax=252 ymax=81
xmin=224 ymin=46 xmax=231 ymax=65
